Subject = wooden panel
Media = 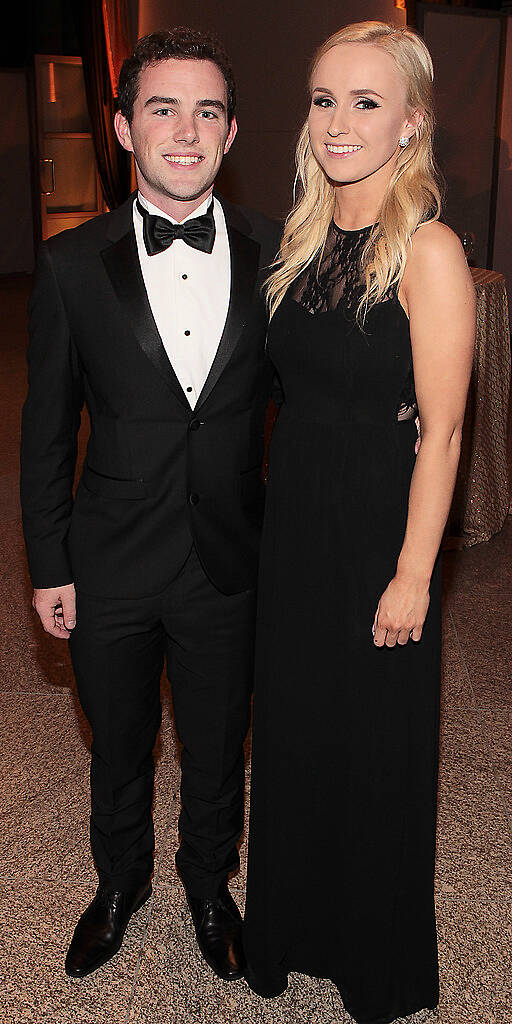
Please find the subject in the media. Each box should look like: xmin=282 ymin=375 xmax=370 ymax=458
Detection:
xmin=45 ymin=213 xmax=100 ymax=238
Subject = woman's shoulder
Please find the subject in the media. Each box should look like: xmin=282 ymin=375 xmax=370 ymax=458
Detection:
xmin=401 ymin=219 xmax=476 ymax=317
xmin=402 ymin=220 xmax=471 ymax=297
xmin=408 ymin=219 xmax=466 ymax=270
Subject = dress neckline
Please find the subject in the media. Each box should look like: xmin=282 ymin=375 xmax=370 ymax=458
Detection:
xmin=331 ymin=220 xmax=375 ymax=236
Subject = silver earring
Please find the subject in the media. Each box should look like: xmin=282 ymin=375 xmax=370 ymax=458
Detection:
xmin=398 ymin=136 xmax=410 ymax=148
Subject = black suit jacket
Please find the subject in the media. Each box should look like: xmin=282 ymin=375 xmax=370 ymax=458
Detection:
xmin=21 ymin=194 xmax=281 ymax=598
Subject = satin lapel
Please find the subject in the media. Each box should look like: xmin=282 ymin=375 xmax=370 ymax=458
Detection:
xmin=195 ymin=220 xmax=261 ymax=411
xmin=101 ymin=229 xmax=190 ymax=410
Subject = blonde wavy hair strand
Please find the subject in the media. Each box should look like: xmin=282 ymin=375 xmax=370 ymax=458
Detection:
xmin=266 ymin=21 xmax=444 ymax=325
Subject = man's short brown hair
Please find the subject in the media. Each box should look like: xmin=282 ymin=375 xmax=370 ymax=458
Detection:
xmin=118 ymin=27 xmax=236 ymax=126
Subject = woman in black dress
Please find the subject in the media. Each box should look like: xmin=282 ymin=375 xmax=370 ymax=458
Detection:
xmin=243 ymin=21 xmax=475 ymax=1024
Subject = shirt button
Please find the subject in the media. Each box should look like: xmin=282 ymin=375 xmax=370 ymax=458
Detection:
xmin=186 ymin=387 xmax=193 ymax=393
xmin=184 ymin=330 xmax=191 ymax=336
xmin=182 ymin=274 xmax=188 ymax=280
xmin=189 ymin=492 xmax=200 ymax=506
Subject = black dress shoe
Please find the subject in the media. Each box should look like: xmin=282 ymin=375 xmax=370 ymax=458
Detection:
xmin=186 ymin=886 xmax=245 ymax=981
xmin=65 ymin=879 xmax=152 ymax=978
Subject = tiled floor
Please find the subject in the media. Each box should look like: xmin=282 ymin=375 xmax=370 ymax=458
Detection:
xmin=1 ymin=275 xmax=511 ymax=1023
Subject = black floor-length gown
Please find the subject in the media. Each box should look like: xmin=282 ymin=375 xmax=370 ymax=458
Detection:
xmin=244 ymin=223 xmax=441 ymax=1024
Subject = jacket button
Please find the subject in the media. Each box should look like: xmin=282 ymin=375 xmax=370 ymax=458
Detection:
xmin=189 ymin=492 xmax=200 ymax=506
xmin=189 ymin=419 xmax=201 ymax=431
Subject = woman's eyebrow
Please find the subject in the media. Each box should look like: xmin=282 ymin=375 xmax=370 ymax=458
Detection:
xmin=312 ymin=87 xmax=384 ymax=99
xmin=349 ymin=88 xmax=384 ymax=98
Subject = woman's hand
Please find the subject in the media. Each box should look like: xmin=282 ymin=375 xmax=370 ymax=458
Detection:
xmin=372 ymin=573 xmax=430 ymax=648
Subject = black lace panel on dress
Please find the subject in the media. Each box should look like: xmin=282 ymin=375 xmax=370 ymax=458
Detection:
xmin=291 ymin=222 xmax=417 ymax=422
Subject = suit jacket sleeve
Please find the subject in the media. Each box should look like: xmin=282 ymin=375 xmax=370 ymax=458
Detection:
xmin=20 ymin=242 xmax=84 ymax=589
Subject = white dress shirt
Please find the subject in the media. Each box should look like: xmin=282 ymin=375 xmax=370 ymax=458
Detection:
xmin=133 ymin=192 xmax=231 ymax=409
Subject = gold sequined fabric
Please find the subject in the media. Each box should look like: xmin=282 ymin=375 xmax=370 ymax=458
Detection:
xmin=450 ymin=268 xmax=511 ymax=547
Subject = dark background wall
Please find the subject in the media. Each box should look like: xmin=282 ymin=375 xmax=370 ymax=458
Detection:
xmin=0 ymin=71 xmax=34 ymax=273
xmin=493 ymin=16 xmax=512 ymax=296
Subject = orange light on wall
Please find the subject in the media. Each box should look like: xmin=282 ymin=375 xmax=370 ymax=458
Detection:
xmin=395 ymin=0 xmax=407 ymax=8
xmin=48 ymin=62 xmax=56 ymax=103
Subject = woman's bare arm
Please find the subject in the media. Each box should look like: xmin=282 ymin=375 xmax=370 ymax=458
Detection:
xmin=373 ymin=221 xmax=476 ymax=648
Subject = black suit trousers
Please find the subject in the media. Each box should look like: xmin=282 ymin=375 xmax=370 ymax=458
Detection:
xmin=69 ymin=546 xmax=255 ymax=896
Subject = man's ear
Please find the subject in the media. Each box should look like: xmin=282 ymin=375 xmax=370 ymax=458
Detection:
xmin=114 ymin=110 xmax=134 ymax=153
xmin=224 ymin=115 xmax=238 ymax=155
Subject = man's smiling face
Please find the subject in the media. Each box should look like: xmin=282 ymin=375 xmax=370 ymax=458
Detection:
xmin=115 ymin=58 xmax=237 ymax=215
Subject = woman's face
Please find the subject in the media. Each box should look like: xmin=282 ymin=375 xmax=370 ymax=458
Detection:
xmin=308 ymin=42 xmax=419 ymax=186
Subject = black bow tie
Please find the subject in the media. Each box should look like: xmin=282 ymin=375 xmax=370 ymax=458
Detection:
xmin=136 ymin=199 xmax=216 ymax=256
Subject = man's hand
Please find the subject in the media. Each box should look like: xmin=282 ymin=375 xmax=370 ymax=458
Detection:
xmin=32 ymin=583 xmax=76 ymax=639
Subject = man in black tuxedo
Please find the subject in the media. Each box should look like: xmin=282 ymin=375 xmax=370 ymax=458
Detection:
xmin=21 ymin=28 xmax=280 ymax=981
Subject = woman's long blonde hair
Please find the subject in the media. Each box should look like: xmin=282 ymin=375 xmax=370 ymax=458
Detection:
xmin=266 ymin=21 xmax=443 ymax=324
